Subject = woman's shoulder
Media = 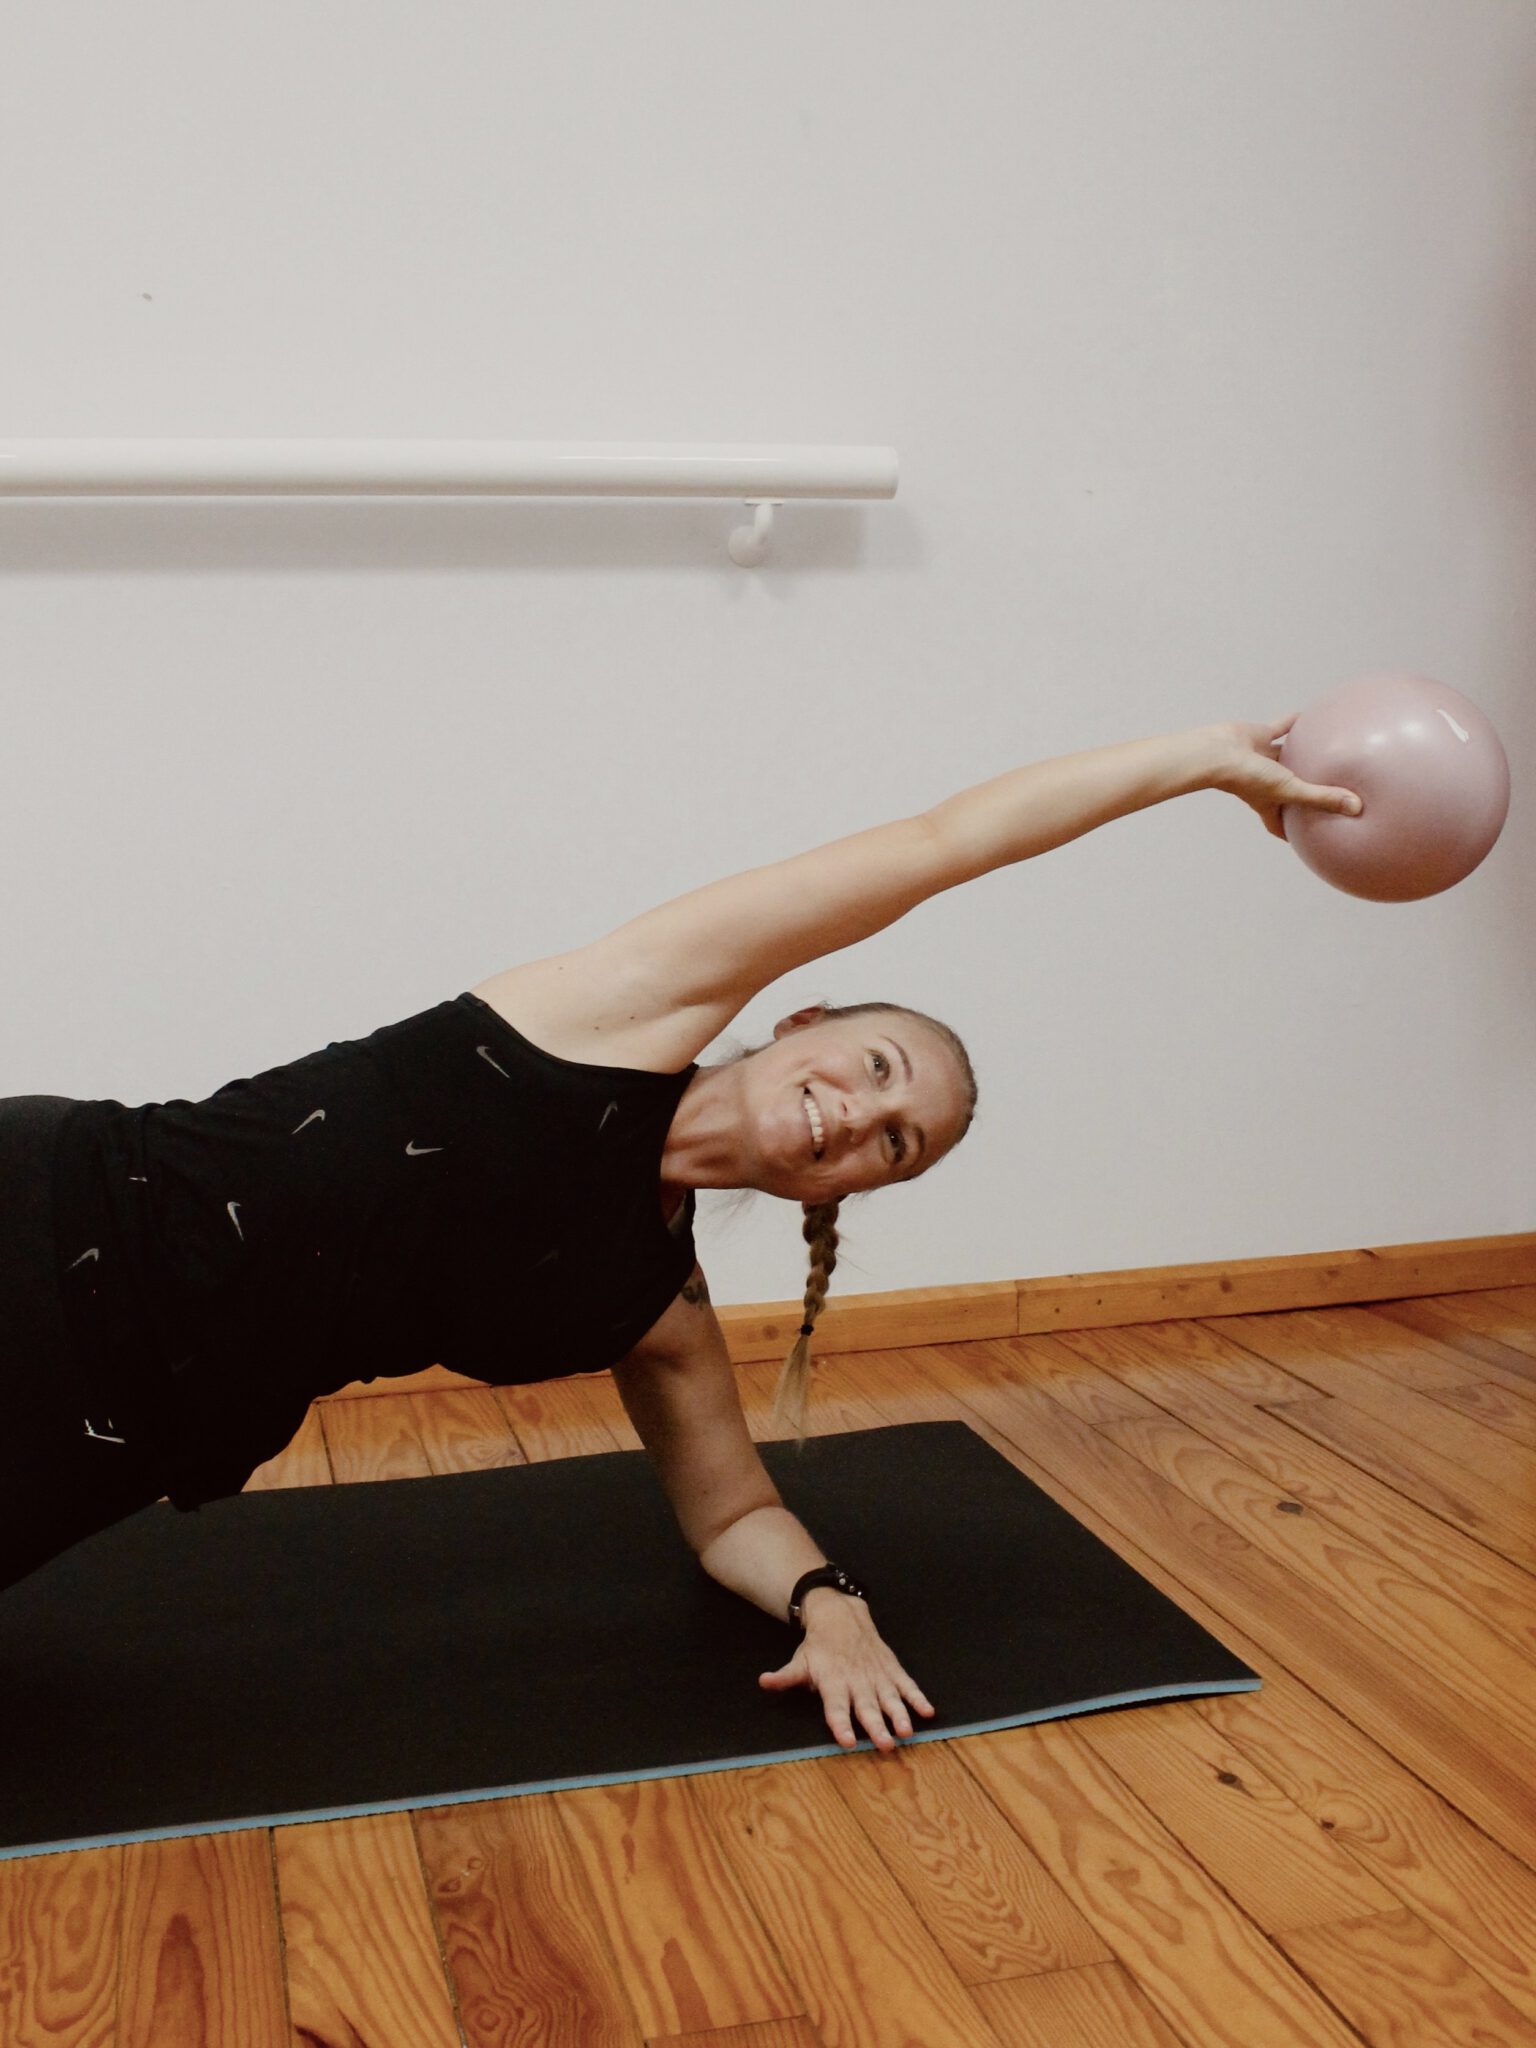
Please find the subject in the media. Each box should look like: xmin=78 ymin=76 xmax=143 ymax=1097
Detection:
xmin=469 ymin=956 xmax=721 ymax=1075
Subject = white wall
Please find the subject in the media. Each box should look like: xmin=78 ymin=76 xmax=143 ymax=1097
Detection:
xmin=2 ymin=1 xmax=1531 ymax=1307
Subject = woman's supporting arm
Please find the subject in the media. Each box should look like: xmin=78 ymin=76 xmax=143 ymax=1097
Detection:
xmin=702 ymin=1501 xmax=935 ymax=1751
xmin=613 ymin=1281 xmax=933 ymax=1749
xmin=696 ymin=1500 xmax=836 ymax=1623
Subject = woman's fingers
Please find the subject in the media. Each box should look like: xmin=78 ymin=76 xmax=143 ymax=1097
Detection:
xmin=833 ymin=1663 xmax=934 ymax=1751
xmin=1293 ymin=778 xmax=1363 ymax=817
xmin=883 ymin=1689 xmax=914 ymax=1738
xmin=762 ymin=1623 xmax=936 ymax=1752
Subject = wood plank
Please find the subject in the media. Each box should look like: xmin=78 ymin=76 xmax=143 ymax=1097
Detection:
xmin=827 ymin=1739 xmax=1115 ymax=1984
xmin=406 ymin=1386 xmax=528 ymax=1476
xmin=987 ymin=1334 xmax=1172 ymax=1427
xmin=272 ymin=1812 xmax=461 ymax=2048
xmin=734 ymin=1357 xmax=888 ymax=1443
xmin=1432 ymin=1379 xmax=1536 ymax=1448
xmin=414 ymin=1795 xmax=641 ymax=2047
xmin=1273 ymin=1908 xmax=1536 ymax=2047
xmin=318 ymin=1361 xmax=473 ymax=1402
xmin=1094 ymin=1407 xmax=1536 ymax=1774
xmin=720 ymin=1281 xmax=1017 ymax=1362
xmin=1199 ymin=1309 xmax=1536 ymax=1567
xmin=1211 ymin=1324 xmax=1536 ymax=1501
xmin=837 ymin=1345 xmax=1536 ymax=2026
xmin=831 ymin=1345 xmax=998 ymax=1429
xmin=645 ymin=2021 xmax=826 ymax=2048
xmin=1368 ymin=1298 xmax=1536 ymax=1387
xmin=691 ymin=1759 xmax=1005 ymax=2048
xmin=1073 ymin=1705 xmax=1399 ymax=1934
xmin=960 ymin=1722 xmax=1363 ymax=2048
xmin=1204 ymin=1310 xmax=1536 ymax=1490
xmin=492 ymin=1376 xmax=625 ymax=1462
xmin=969 ymin=1960 xmax=1189 ymax=2048
xmin=1480 ymin=1285 xmax=1536 ymax=1327
xmin=1224 ymin=1302 xmax=1536 ymax=1403
xmin=1264 ymin=1394 xmax=1536 ymax=1574
xmin=0 ymin=1845 xmax=120 ymax=2048
xmin=553 ymin=1776 xmax=800 ymax=2039
xmin=1295 ymin=1372 xmax=1536 ymax=1501
xmin=1018 ymin=1248 xmax=1379 ymax=1333
xmin=319 ymin=1391 xmax=432 ymax=1485
xmin=243 ymin=1406 xmax=332 ymax=1491
xmin=909 ymin=1339 xmax=1536 ymax=1868
xmin=1018 ymin=1233 xmax=1536 ymax=1336
xmin=1361 ymin=1237 xmax=1536 ymax=1291
xmin=1064 ymin=1318 xmax=1315 ymax=1406
xmin=1389 ymin=1289 xmax=1536 ymax=1362
xmin=1051 ymin=1325 xmax=1536 ymax=1663
xmin=1203 ymin=1681 xmax=1536 ymax=2027
xmin=118 ymin=1831 xmax=287 ymax=2047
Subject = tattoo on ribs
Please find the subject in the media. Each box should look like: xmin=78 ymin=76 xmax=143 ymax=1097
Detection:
xmin=681 ymin=1269 xmax=711 ymax=1307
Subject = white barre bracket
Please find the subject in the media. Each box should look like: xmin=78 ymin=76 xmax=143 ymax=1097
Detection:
xmin=0 ymin=440 xmax=898 ymax=568
xmin=729 ymin=501 xmax=782 ymax=568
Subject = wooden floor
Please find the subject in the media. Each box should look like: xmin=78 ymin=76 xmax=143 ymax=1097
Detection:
xmin=3 ymin=1287 xmax=1536 ymax=2047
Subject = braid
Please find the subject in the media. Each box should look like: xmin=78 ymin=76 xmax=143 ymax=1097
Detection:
xmin=768 ymin=1200 xmax=841 ymax=1448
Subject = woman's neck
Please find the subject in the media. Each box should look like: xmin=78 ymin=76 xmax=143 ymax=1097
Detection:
xmin=659 ymin=1065 xmax=753 ymax=1192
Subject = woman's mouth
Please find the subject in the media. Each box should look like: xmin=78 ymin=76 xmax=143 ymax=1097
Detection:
xmin=803 ymin=1086 xmax=825 ymax=1159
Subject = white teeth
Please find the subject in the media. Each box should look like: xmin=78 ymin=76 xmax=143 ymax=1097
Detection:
xmin=803 ymin=1087 xmax=825 ymax=1153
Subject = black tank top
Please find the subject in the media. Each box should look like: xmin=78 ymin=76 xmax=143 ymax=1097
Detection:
xmin=49 ymin=992 xmax=699 ymax=1508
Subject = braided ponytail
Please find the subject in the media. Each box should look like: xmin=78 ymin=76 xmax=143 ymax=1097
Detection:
xmin=750 ymin=996 xmax=977 ymax=1450
xmin=768 ymin=1200 xmax=840 ymax=1446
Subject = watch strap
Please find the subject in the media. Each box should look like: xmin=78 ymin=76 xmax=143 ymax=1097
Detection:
xmin=788 ymin=1563 xmax=869 ymax=1628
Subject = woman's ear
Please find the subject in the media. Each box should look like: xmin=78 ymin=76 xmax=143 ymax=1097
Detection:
xmin=772 ymin=1004 xmax=830 ymax=1040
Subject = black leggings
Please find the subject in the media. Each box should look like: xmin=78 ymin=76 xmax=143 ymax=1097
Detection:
xmin=0 ymin=1095 xmax=166 ymax=1595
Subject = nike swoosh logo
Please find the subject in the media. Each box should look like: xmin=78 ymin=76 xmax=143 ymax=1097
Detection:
xmin=227 ymin=1201 xmax=244 ymax=1239
xmin=69 ymin=1246 xmax=101 ymax=1267
xmin=405 ymin=1141 xmax=444 ymax=1156
xmin=599 ymin=1101 xmax=619 ymax=1131
xmin=477 ymin=1045 xmax=510 ymax=1078
xmin=128 ymin=1174 xmax=148 ymax=1183
xmin=292 ymin=1108 xmax=327 ymax=1133
xmin=83 ymin=1417 xmax=127 ymax=1445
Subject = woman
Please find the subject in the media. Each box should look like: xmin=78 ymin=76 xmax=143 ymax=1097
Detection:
xmin=0 ymin=716 xmax=1360 ymax=1753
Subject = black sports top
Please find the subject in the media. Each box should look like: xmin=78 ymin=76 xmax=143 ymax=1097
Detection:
xmin=49 ymin=992 xmax=699 ymax=1510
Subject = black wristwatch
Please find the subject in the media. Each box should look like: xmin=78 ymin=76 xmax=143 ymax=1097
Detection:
xmin=788 ymin=1564 xmax=869 ymax=1628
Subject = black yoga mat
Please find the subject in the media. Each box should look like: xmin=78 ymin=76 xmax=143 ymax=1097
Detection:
xmin=0 ymin=1421 xmax=1258 ymax=1859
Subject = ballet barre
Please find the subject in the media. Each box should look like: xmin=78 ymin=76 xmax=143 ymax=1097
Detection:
xmin=0 ymin=439 xmax=899 ymax=566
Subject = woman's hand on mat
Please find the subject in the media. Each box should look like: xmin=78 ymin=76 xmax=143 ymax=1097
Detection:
xmin=759 ymin=1598 xmax=935 ymax=1753
xmin=1204 ymin=717 xmax=1364 ymax=840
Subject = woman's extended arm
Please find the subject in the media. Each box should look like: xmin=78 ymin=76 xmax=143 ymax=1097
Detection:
xmin=593 ymin=722 xmax=1355 ymax=1015
xmin=479 ymin=719 xmax=1359 ymax=1064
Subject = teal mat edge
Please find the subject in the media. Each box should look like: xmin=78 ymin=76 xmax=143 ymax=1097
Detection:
xmin=0 ymin=1674 xmax=1261 ymax=1863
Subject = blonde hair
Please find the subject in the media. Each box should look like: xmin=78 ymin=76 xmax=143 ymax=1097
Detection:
xmin=765 ymin=1002 xmax=977 ymax=1447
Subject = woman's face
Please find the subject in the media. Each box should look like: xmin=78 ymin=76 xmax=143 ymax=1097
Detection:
xmin=739 ymin=1008 xmax=971 ymax=1202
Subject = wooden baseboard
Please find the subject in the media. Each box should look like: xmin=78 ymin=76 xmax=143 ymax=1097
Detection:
xmin=318 ymin=1228 xmax=1536 ymax=1400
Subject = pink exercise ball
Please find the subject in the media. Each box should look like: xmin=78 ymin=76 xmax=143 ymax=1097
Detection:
xmin=1279 ymin=673 xmax=1510 ymax=902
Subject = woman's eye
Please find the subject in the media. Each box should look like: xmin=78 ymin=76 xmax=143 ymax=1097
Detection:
xmin=888 ymin=1126 xmax=905 ymax=1162
xmin=871 ymin=1051 xmax=889 ymax=1079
